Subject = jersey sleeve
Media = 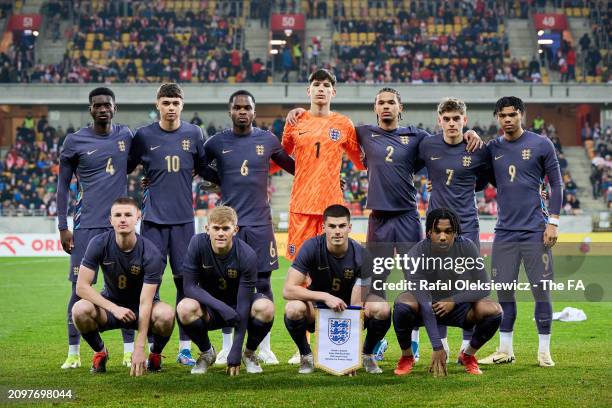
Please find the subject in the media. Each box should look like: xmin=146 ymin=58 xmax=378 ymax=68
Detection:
xmin=143 ymin=241 xmax=163 ymax=285
xmin=57 ymin=135 xmax=78 ymax=230
xmin=80 ymin=234 xmax=104 ymax=271
xmin=291 ymin=239 xmax=316 ymax=274
xmin=195 ymin=127 xmax=219 ymax=183
xmin=542 ymin=138 xmax=563 ymax=216
xmin=281 ymin=120 xmax=297 ymax=156
xmin=127 ymin=129 xmax=143 ymax=174
xmin=342 ymin=119 xmax=365 ymax=171
xmin=270 ymin=133 xmax=295 ymax=175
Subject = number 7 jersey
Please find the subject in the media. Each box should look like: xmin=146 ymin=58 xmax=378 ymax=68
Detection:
xmin=282 ymin=111 xmax=364 ymax=215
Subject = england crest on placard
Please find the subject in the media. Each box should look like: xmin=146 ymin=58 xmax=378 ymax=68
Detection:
xmin=329 ymin=128 xmax=341 ymax=141
xmin=328 ymin=318 xmax=351 ymax=345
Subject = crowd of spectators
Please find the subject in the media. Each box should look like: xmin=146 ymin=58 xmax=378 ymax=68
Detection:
xmin=585 ymin=122 xmax=612 ymax=209
xmin=15 ymin=0 xmax=272 ymax=84
xmin=324 ymin=0 xmax=536 ymax=84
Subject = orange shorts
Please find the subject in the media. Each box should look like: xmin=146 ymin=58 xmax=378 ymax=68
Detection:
xmin=286 ymin=212 xmax=323 ymax=260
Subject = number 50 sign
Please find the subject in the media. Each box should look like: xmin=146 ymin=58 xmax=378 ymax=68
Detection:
xmin=271 ymin=14 xmax=306 ymax=31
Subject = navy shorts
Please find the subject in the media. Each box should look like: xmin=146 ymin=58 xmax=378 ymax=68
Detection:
xmin=141 ymin=221 xmax=194 ymax=277
xmin=69 ymin=227 xmax=112 ymax=283
xmin=237 ymin=224 xmax=278 ymax=273
xmin=462 ymin=230 xmax=480 ymax=252
xmin=492 ymin=230 xmax=554 ymax=299
xmin=99 ymin=298 xmax=161 ymax=332
xmin=414 ymin=302 xmax=473 ymax=330
xmin=367 ymin=209 xmax=422 ymax=248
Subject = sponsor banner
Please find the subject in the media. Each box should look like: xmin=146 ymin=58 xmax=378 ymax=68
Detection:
xmin=533 ymin=13 xmax=568 ymax=31
xmin=0 ymin=234 xmax=67 ymax=257
xmin=270 ymin=13 xmax=305 ymax=31
xmin=314 ymin=306 xmax=363 ymax=376
xmin=8 ymin=14 xmax=42 ymax=31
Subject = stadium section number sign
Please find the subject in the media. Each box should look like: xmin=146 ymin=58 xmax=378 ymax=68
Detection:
xmin=314 ymin=306 xmax=363 ymax=376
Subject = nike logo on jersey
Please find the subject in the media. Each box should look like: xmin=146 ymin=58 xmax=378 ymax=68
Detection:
xmin=150 ymin=145 xmax=160 ymax=150
xmin=102 ymin=261 xmax=115 ymax=265
xmin=495 ymin=155 xmax=504 ymax=160
xmin=270 ymin=259 xmax=278 ymax=265
xmin=317 ymin=266 xmax=329 ymax=270
xmin=202 ymin=265 xmax=214 ymax=269
xmin=87 ymin=149 xmax=98 ymax=155
xmin=222 ymin=149 xmax=232 ymax=154
xmin=430 ymin=156 xmax=441 ymax=160
xmin=371 ymin=133 xmax=380 ymax=138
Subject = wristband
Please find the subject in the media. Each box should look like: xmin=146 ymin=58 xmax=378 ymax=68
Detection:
xmin=548 ymin=218 xmax=559 ymax=227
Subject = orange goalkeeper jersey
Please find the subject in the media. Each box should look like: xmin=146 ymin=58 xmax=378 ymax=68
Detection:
xmin=282 ymin=111 xmax=365 ymax=215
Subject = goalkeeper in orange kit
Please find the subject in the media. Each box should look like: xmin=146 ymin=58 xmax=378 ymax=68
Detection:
xmin=281 ymin=68 xmax=365 ymax=261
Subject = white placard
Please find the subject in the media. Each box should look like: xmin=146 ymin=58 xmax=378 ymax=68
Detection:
xmin=314 ymin=307 xmax=363 ymax=376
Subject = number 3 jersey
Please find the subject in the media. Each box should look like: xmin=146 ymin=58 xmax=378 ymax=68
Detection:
xmin=57 ymin=124 xmax=133 ymax=230
xmin=81 ymin=230 xmax=163 ymax=309
xmin=486 ymin=131 xmax=563 ymax=232
xmin=129 ymin=121 xmax=213 ymax=225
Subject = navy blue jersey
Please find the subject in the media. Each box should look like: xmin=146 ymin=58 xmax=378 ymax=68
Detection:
xmin=129 ymin=121 xmax=215 ymax=225
xmin=487 ymin=131 xmax=563 ymax=232
xmin=419 ymin=135 xmax=490 ymax=234
xmin=182 ymin=234 xmax=257 ymax=309
xmin=292 ymin=235 xmax=365 ymax=304
xmin=356 ymin=125 xmax=428 ymax=211
xmin=81 ymin=231 xmax=163 ymax=308
xmin=204 ymin=128 xmax=294 ymax=226
xmin=57 ymin=125 xmax=132 ymax=230
xmin=182 ymin=233 xmax=257 ymax=364
xmin=405 ymin=236 xmax=489 ymax=350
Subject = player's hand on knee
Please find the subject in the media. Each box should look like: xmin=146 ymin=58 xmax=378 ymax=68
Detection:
xmin=226 ymin=365 xmax=240 ymax=376
xmin=463 ymin=130 xmax=483 ymax=152
xmin=130 ymin=349 xmax=146 ymax=377
xmin=432 ymin=301 xmax=455 ymax=317
xmin=429 ymin=350 xmax=448 ymax=377
xmin=286 ymin=108 xmax=306 ymax=126
xmin=60 ymin=229 xmax=74 ymax=254
xmin=325 ymin=295 xmax=347 ymax=312
xmin=111 ymin=305 xmax=136 ymax=323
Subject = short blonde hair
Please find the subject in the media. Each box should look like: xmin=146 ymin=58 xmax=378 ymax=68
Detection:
xmin=437 ymin=98 xmax=467 ymax=115
xmin=208 ymin=206 xmax=238 ymax=226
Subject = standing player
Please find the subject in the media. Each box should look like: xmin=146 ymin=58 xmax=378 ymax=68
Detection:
xmin=177 ymin=206 xmax=275 ymax=375
xmin=204 ymin=90 xmax=295 ymax=365
xmin=478 ymin=97 xmax=562 ymax=367
xmin=283 ymin=205 xmax=391 ymax=374
xmin=392 ymin=208 xmax=502 ymax=377
xmin=281 ymin=68 xmax=365 ymax=364
xmin=128 ymin=83 xmax=218 ymax=367
xmin=281 ymin=68 xmax=365 ymax=261
xmin=71 ymin=197 xmax=175 ymax=375
xmin=355 ymin=89 xmax=482 ymax=360
xmin=57 ymin=87 xmax=135 ymax=369
xmin=418 ymin=98 xmax=490 ymax=358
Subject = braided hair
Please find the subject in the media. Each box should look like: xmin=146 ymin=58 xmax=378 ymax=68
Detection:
xmin=425 ymin=207 xmax=462 ymax=237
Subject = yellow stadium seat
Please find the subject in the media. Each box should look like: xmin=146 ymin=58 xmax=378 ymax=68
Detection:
xmin=135 ymin=59 xmax=142 ymax=67
xmin=91 ymin=50 xmax=100 ymax=60
xmin=102 ymin=41 xmax=111 ymax=50
xmin=85 ymin=41 xmax=93 ymax=50
xmin=358 ymin=32 xmax=367 ymax=42
xmin=367 ymin=32 xmax=376 ymax=41
xmin=86 ymin=33 xmax=94 ymax=42
xmin=83 ymin=50 xmax=92 ymax=59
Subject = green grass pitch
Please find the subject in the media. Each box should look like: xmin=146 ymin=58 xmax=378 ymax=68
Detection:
xmin=0 ymin=257 xmax=610 ymax=407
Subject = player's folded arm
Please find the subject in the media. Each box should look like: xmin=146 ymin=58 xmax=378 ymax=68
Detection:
xmin=227 ymin=256 xmax=257 ymax=366
xmin=182 ymin=267 xmax=236 ymax=321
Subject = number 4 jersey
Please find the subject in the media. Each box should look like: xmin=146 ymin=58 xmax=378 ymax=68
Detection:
xmin=57 ymin=124 xmax=133 ymax=230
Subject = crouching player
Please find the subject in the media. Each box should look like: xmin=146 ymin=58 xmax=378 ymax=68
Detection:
xmin=283 ymin=204 xmax=391 ymax=374
xmin=176 ymin=206 xmax=274 ymax=375
xmin=393 ymin=208 xmax=502 ymax=376
xmin=72 ymin=197 xmax=175 ymax=376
